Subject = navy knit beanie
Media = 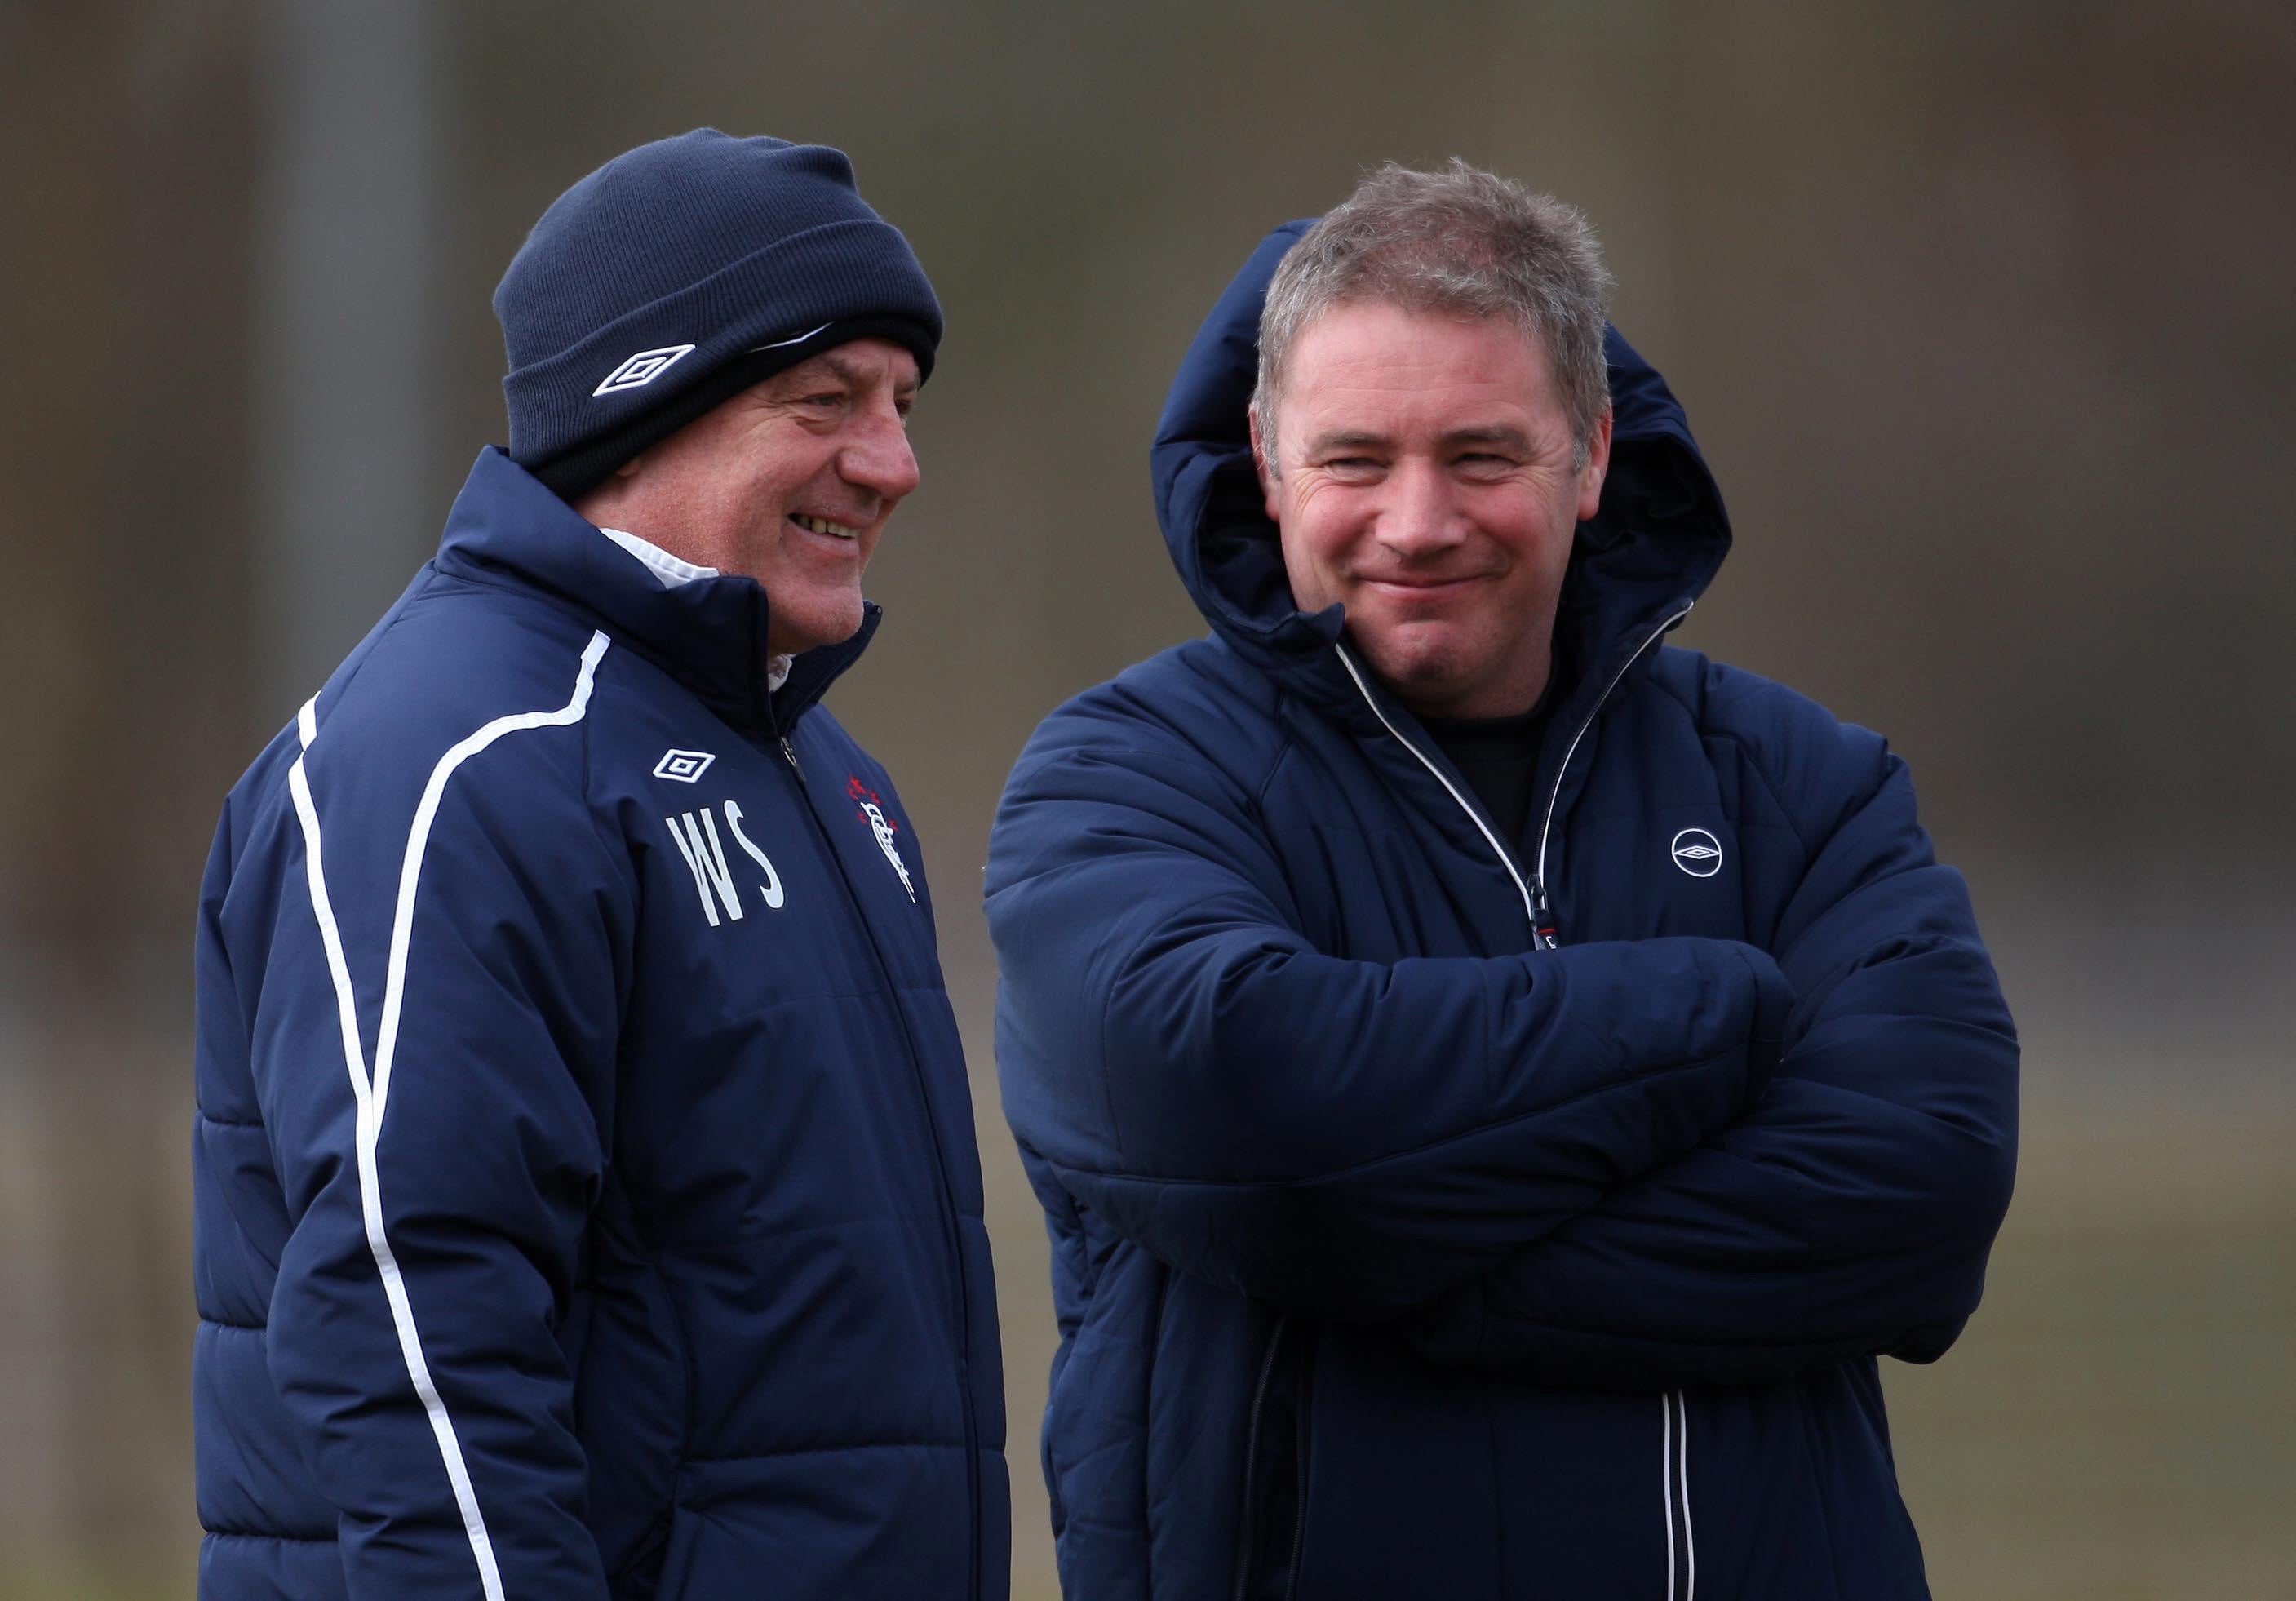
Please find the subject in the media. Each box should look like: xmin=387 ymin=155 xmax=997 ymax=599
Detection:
xmin=494 ymin=130 xmax=942 ymax=499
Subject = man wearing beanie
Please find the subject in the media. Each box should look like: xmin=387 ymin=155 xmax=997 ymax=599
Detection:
xmin=192 ymin=131 xmax=1008 ymax=1600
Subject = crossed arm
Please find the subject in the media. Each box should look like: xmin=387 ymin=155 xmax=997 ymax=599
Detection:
xmin=986 ymin=690 xmax=2015 ymax=1386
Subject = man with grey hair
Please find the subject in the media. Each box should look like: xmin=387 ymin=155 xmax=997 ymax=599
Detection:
xmin=987 ymin=161 xmax=2016 ymax=1599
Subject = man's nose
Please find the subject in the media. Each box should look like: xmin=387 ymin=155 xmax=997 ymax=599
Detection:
xmin=840 ymin=403 xmax=922 ymax=503
xmin=1374 ymin=461 xmax=1465 ymax=559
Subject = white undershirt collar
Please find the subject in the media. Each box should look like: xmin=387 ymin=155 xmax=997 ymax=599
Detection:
xmin=600 ymin=526 xmax=791 ymax=692
xmin=601 ymin=526 xmax=719 ymax=588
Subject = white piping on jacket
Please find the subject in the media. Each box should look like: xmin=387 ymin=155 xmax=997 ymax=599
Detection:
xmin=1337 ymin=621 xmax=1704 ymax=1596
xmin=1333 ymin=643 xmax=1537 ymax=933
xmin=1336 ymin=604 xmax=1693 ymax=947
xmin=1680 ymin=1388 xmax=1696 ymax=1600
xmin=1661 ymin=1392 xmax=1676 ymax=1599
xmin=1662 ymin=1390 xmax=1695 ymax=1601
xmin=1531 ymin=604 xmax=1694 ymax=921
xmin=287 ymin=628 xmax=612 ymax=1601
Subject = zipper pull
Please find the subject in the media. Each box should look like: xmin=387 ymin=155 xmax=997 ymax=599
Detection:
xmin=1531 ymin=883 xmax=1559 ymax=950
xmin=778 ymin=736 xmax=806 ymax=785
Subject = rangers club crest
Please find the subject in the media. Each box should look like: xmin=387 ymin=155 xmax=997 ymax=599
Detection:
xmin=846 ymin=775 xmax=916 ymax=903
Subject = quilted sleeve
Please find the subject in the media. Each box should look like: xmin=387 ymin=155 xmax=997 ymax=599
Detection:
xmin=986 ymin=686 xmax=1795 ymax=1321
xmin=242 ymin=658 xmax=629 ymax=1599
xmin=1404 ymin=687 xmax=2019 ymax=1388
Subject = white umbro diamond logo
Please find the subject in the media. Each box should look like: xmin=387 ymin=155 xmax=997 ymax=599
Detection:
xmin=1670 ymin=827 xmax=1724 ymax=877
xmin=595 ymin=344 xmax=696 ymax=397
xmin=653 ymin=748 xmax=716 ymax=783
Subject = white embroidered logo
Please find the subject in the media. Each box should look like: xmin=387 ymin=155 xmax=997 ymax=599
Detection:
xmin=595 ymin=344 xmax=696 ymax=396
xmin=652 ymin=748 xmax=716 ymax=783
xmin=1670 ymin=827 xmax=1724 ymax=878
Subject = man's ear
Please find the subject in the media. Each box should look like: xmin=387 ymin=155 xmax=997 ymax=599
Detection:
xmin=1248 ymin=410 xmax=1280 ymax=521
xmin=1576 ymin=402 xmax=1614 ymax=523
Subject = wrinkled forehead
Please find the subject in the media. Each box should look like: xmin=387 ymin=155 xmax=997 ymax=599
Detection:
xmin=1266 ymin=301 xmax=1558 ymax=424
xmin=770 ymin=337 xmax=922 ymax=395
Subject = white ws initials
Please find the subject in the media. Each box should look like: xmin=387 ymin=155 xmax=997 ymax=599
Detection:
xmin=663 ymin=801 xmax=784 ymax=926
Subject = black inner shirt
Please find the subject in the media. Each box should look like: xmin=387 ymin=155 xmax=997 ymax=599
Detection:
xmin=1418 ymin=685 xmax=1554 ymax=845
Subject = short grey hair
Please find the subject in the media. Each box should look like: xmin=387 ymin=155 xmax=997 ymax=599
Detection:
xmin=1250 ymin=159 xmax=1615 ymax=473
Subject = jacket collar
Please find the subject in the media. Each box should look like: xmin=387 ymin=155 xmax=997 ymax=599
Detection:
xmin=432 ymin=447 xmax=876 ymax=738
xmin=1149 ymin=222 xmax=1732 ymax=740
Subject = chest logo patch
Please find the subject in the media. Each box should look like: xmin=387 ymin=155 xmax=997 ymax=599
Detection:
xmin=653 ymin=747 xmax=716 ymax=783
xmin=1670 ymin=827 xmax=1724 ymax=878
xmin=846 ymin=774 xmax=917 ymax=903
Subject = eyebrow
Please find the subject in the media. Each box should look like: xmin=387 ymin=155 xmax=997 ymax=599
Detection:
xmin=1443 ymin=424 xmax=1533 ymax=451
xmin=1305 ymin=424 xmax=1535 ymax=455
xmin=794 ymin=351 xmax=920 ymax=397
xmin=1305 ymin=428 xmax=1391 ymax=455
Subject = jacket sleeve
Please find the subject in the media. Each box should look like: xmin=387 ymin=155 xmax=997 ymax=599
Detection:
xmin=987 ymin=690 xmax=1795 ymax=1321
xmin=248 ymin=707 xmax=627 ymax=1597
xmin=1403 ymin=697 xmax=2019 ymax=1388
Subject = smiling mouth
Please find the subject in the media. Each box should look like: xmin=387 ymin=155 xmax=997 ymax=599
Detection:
xmin=1363 ymin=574 xmax=1483 ymax=594
xmin=791 ymin=513 xmax=862 ymax=541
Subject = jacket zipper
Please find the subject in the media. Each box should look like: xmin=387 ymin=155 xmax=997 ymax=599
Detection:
xmin=1527 ymin=604 xmax=1691 ymax=948
xmin=776 ymin=730 xmax=982 ymax=1601
xmin=1328 ymin=608 xmax=1699 ymax=1599
xmin=1336 ymin=601 xmax=1692 ymax=949
xmin=1332 ymin=647 xmax=1537 ymax=932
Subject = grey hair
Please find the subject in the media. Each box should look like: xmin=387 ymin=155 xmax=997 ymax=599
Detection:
xmin=1250 ymin=159 xmax=1615 ymax=474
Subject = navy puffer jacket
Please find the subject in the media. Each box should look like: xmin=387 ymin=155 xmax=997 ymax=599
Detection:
xmin=194 ymin=449 xmax=1006 ymax=1599
xmin=986 ymin=223 xmax=2017 ymax=1600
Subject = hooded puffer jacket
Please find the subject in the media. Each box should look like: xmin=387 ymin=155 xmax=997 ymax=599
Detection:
xmin=986 ymin=222 xmax=2017 ymax=1601
xmin=193 ymin=448 xmax=1007 ymax=1600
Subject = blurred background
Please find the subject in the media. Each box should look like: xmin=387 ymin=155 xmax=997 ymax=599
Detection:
xmin=3 ymin=0 xmax=2292 ymax=1595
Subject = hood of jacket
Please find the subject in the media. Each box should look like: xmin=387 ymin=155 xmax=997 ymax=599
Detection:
xmin=1149 ymin=220 xmax=1734 ymax=728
